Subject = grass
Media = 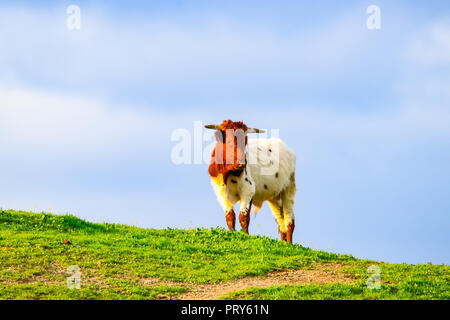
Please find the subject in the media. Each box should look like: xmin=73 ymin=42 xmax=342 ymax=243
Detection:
xmin=0 ymin=209 xmax=448 ymax=300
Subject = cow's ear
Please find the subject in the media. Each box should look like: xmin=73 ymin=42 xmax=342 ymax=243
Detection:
xmin=214 ymin=130 xmax=224 ymax=142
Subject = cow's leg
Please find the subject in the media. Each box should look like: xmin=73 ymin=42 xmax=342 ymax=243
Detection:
xmin=278 ymin=221 xmax=287 ymax=241
xmin=239 ymin=197 xmax=253 ymax=234
xmin=281 ymin=173 xmax=296 ymax=244
xmin=225 ymin=209 xmax=236 ymax=231
xmin=268 ymin=196 xmax=287 ymax=241
xmin=211 ymin=179 xmax=235 ymax=231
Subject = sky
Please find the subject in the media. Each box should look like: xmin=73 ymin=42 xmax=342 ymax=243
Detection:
xmin=0 ymin=0 xmax=449 ymax=265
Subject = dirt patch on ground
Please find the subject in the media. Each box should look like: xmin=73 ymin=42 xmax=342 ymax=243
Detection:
xmin=174 ymin=263 xmax=355 ymax=300
xmin=1 ymin=263 xmax=356 ymax=300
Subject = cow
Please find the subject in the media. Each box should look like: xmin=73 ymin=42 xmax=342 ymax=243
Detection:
xmin=205 ymin=120 xmax=297 ymax=243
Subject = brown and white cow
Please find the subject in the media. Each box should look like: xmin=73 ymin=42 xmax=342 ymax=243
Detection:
xmin=205 ymin=120 xmax=297 ymax=243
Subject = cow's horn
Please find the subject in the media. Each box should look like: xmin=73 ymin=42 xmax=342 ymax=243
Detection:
xmin=247 ymin=128 xmax=266 ymax=133
xmin=204 ymin=124 xmax=221 ymax=130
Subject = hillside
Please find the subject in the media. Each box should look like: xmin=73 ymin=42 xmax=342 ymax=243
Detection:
xmin=0 ymin=209 xmax=448 ymax=300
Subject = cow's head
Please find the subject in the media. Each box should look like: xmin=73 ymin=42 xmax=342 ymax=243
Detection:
xmin=205 ymin=120 xmax=265 ymax=183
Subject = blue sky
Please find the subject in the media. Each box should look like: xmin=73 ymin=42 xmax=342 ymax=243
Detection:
xmin=0 ymin=0 xmax=449 ymax=264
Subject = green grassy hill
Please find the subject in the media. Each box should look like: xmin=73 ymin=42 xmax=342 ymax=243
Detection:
xmin=0 ymin=209 xmax=448 ymax=300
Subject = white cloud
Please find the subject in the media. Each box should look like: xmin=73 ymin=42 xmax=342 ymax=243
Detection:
xmin=0 ymin=5 xmax=370 ymax=88
xmin=0 ymin=84 xmax=169 ymax=164
xmin=396 ymin=19 xmax=450 ymax=112
xmin=1 ymin=74 xmax=449 ymax=173
xmin=409 ymin=20 xmax=450 ymax=65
